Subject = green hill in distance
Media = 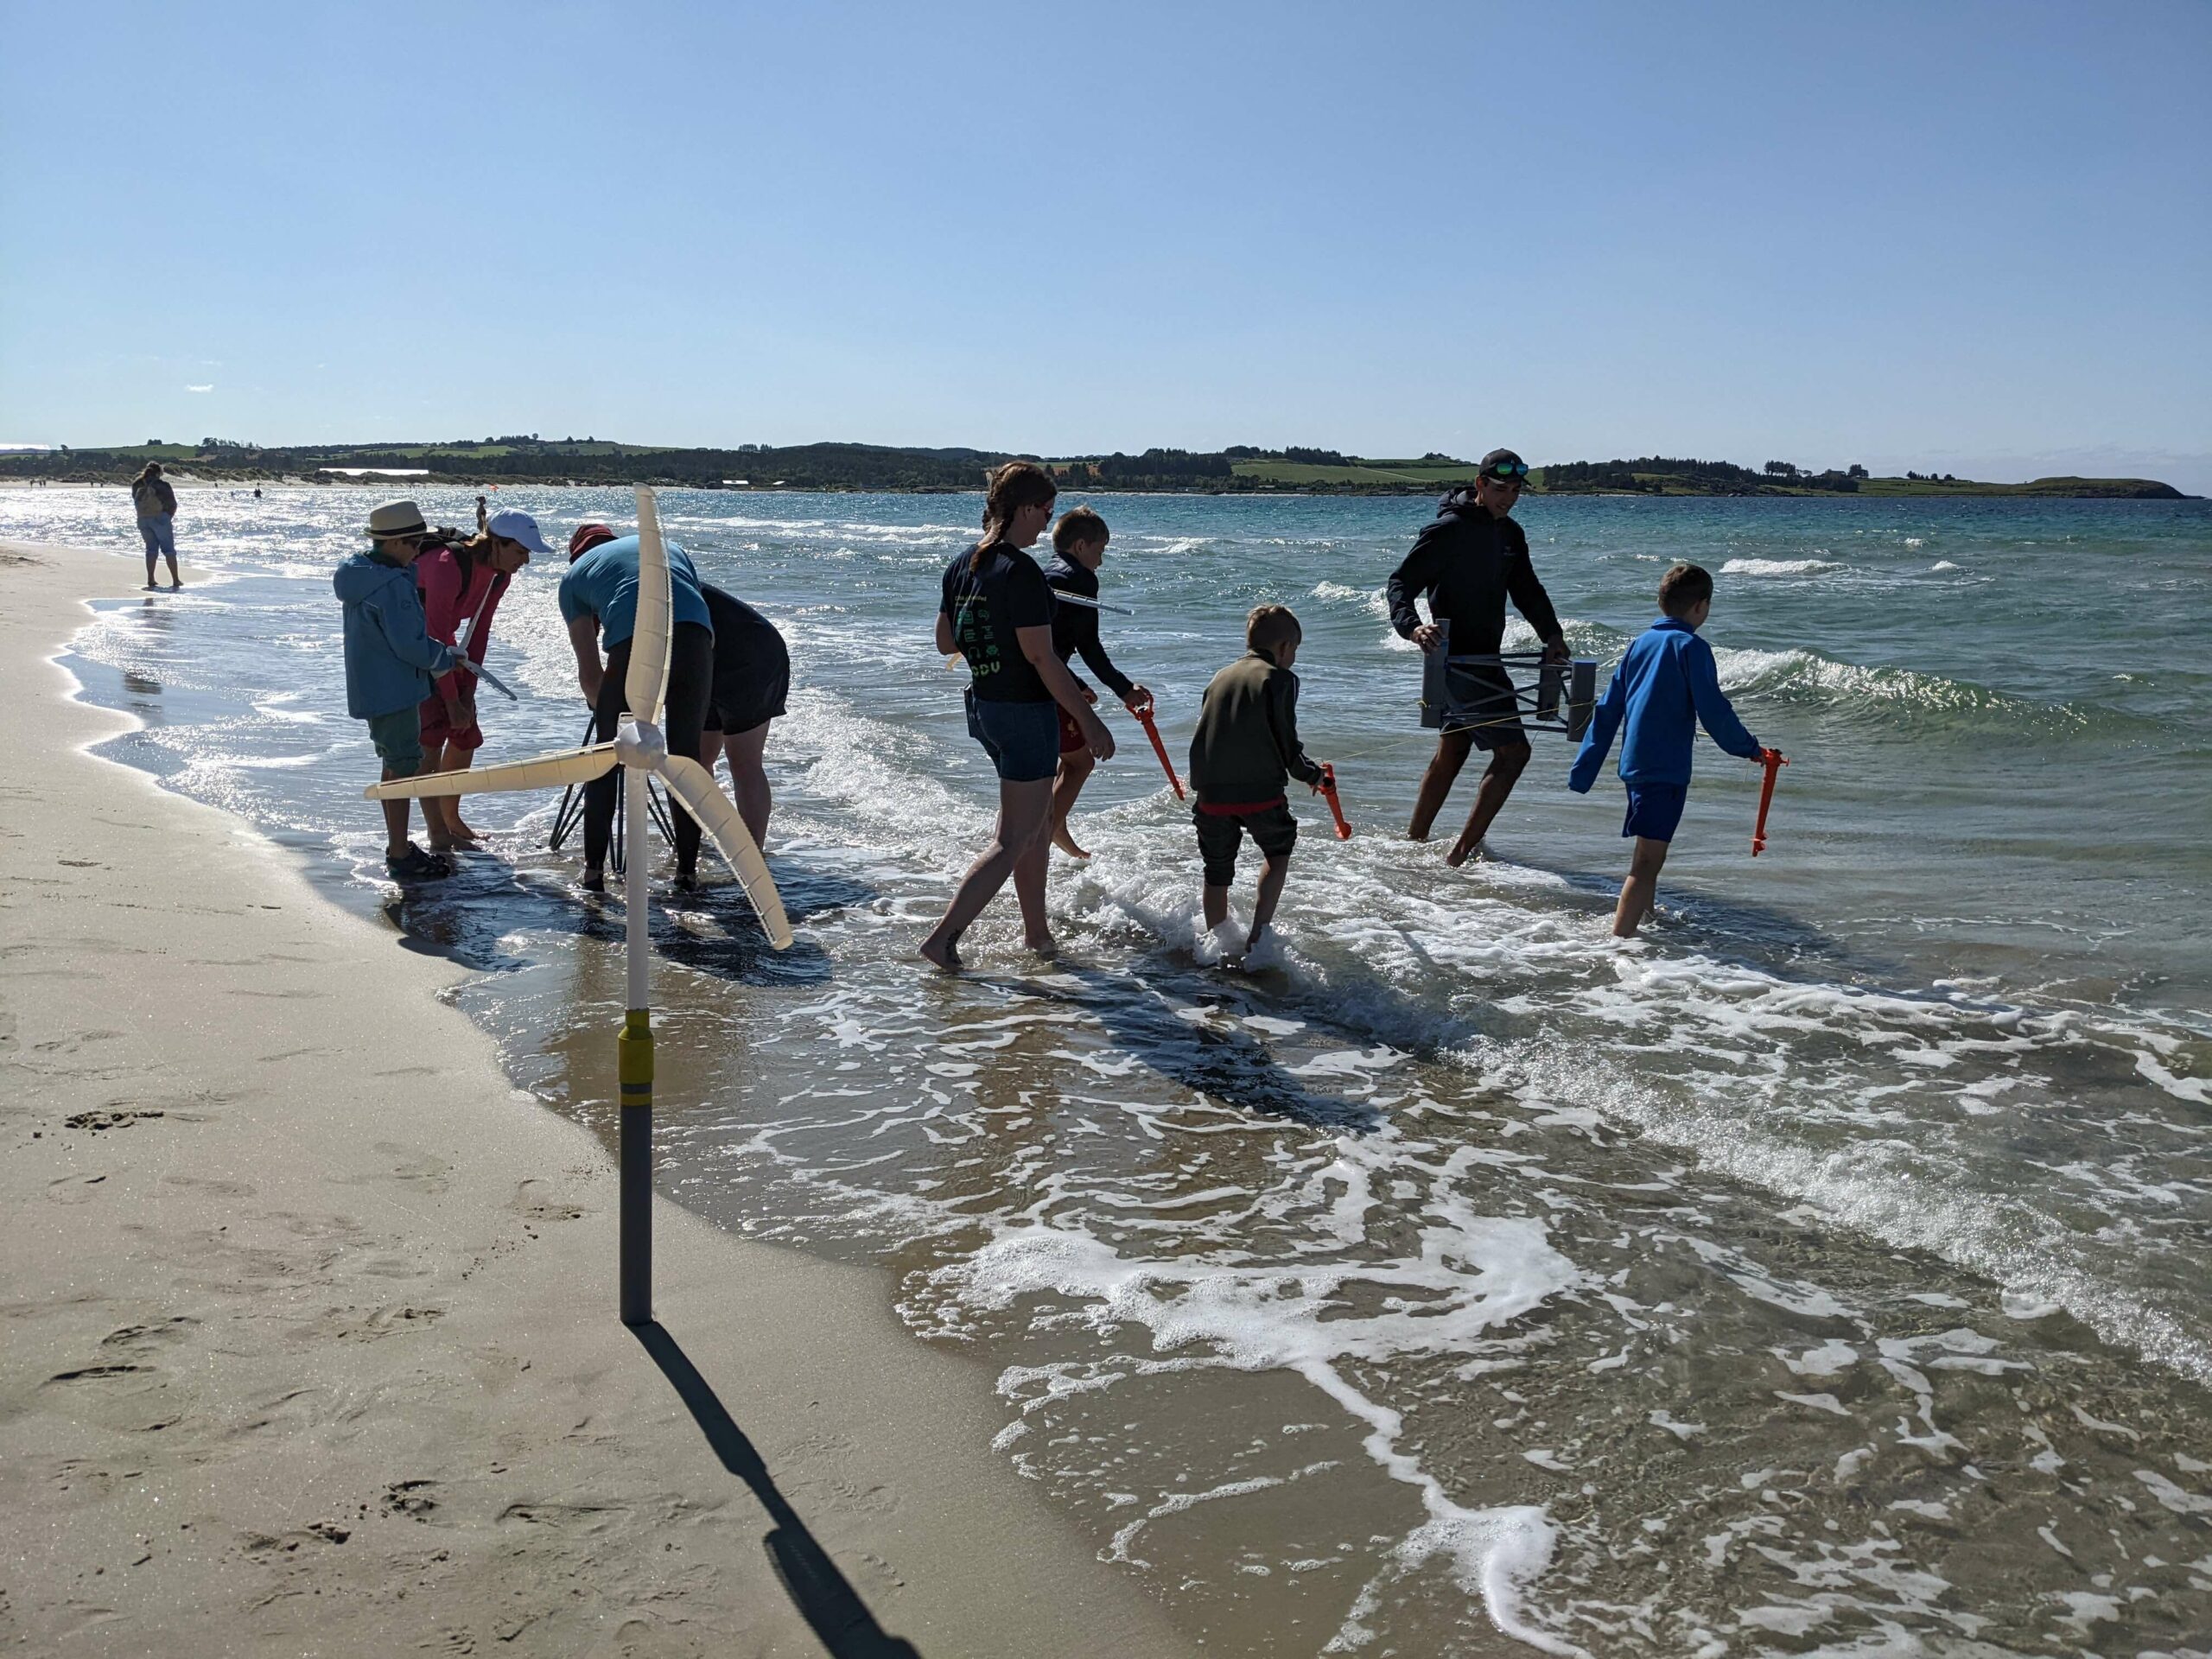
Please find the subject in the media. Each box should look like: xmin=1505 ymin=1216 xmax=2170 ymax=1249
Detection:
xmin=0 ymin=438 xmax=2189 ymax=499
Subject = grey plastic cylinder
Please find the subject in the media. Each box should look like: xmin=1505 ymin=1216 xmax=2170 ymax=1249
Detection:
xmin=1567 ymin=660 xmax=1598 ymax=741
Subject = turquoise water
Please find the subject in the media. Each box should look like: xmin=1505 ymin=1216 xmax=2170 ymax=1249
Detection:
xmin=19 ymin=484 xmax=2211 ymax=1656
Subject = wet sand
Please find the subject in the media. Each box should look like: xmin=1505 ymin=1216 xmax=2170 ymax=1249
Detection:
xmin=0 ymin=538 xmax=1193 ymax=1656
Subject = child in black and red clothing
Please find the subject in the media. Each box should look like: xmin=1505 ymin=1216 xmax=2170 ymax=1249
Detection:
xmin=1043 ymin=505 xmax=1152 ymax=858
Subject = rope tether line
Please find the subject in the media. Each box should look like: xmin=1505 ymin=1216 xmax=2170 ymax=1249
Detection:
xmin=1420 ymin=630 xmax=1601 ymax=743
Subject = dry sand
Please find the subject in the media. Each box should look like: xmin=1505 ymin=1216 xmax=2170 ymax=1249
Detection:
xmin=0 ymin=539 xmax=1195 ymax=1657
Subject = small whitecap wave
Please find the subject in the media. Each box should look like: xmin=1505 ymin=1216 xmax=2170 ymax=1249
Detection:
xmin=1720 ymin=557 xmax=1843 ymax=577
xmin=1904 ymin=537 xmax=1926 ymax=550
xmin=1930 ymin=560 xmax=1960 ymax=572
xmin=1309 ymin=580 xmax=1389 ymax=620
xmin=1710 ymin=646 xmax=2098 ymax=734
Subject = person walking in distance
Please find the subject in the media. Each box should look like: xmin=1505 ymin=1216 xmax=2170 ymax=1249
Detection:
xmin=131 ymin=461 xmax=180 ymax=588
xmin=1387 ymin=448 xmax=1567 ymax=865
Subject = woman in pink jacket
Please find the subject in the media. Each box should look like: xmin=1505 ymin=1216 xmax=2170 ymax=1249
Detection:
xmin=413 ymin=508 xmax=550 ymax=849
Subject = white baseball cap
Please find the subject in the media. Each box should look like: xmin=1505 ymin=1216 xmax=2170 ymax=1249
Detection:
xmin=485 ymin=509 xmax=555 ymax=559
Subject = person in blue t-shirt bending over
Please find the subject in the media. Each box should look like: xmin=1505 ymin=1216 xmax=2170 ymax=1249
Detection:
xmin=560 ymin=523 xmax=715 ymax=893
xmin=1569 ymin=562 xmax=1776 ymax=938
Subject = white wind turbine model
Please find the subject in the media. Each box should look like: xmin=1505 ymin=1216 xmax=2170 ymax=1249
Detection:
xmin=368 ymin=486 xmax=791 ymax=1324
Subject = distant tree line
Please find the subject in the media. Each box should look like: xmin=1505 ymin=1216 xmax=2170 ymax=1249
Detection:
xmin=4 ymin=439 xmax=2178 ymax=498
xmin=1223 ymin=444 xmax=1352 ymax=464
xmin=1548 ymin=456 xmax=1866 ymax=493
xmin=1086 ymin=448 xmax=1234 ymax=483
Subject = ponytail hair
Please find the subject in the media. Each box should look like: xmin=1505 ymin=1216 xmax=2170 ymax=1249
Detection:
xmin=451 ymin=531 xmax=486 ymax=590
xmin=973 ymin=461 xmax=1058 ymax=571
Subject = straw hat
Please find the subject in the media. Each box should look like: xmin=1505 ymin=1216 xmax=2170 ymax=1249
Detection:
xmin=364 ymin=499 xmax=429 ymax=539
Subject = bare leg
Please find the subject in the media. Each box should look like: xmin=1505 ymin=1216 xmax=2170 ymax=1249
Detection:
xmin=1612 ymin=836 xmax=1669 ymax=937
xmin=1013 ymin=830 xmax=1053 ymax=955
xmin=422 ymin=744 xmax=476 ymax=849
xmin=443 ymin=746 xmax=481 ymax=841
xmin=1247 ymin=851 xmax=1293 ymax=950
xmin=1049 ymin=748 xmax=1095 ymax=857
xmin=920 ymin=777 xmax=1053 ymax=969
xmin=718 ymin=721 xmax=773 ymax=849
xmin=1203 ymin=883 xmax=1230 ymax=932
xmin=1408 ymin=728 xmax=1476 ymax=840
xmin=1446 ymin=740 xmax=1532 ymax=867
xmin=379 ymin=764 xmax=416 ymax=860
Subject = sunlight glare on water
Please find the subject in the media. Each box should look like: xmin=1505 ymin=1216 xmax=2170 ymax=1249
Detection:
xmin=17 ymin=480 xmax=2211 ymax=1656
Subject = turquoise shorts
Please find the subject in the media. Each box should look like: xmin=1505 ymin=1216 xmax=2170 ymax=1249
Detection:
xmin=365 ymin=706 xmax=424 ymax=773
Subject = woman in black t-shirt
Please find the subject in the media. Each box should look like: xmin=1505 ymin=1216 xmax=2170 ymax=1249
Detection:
xmin=922 ymin=462 xmax=1116 ymax=969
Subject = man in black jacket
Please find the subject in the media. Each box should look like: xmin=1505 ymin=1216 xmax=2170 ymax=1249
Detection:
xmin=1386 ymin=448 xmax=1568 ymax=864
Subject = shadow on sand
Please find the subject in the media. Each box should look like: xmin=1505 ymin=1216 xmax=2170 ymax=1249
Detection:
xmin=632 ymin=1320 xmax=922 ymax=1659
xmin=377 ymin=852 xmax=865 ymax=988
xmin=973 ymin=962 xmax=1385 ymax=1134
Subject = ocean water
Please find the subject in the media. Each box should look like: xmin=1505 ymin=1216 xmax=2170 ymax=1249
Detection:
xmin=16 ymin=483 xmax=2211 ymax=1657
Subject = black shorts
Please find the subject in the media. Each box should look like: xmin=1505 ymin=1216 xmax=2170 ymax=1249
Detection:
xmin=1193 ymin=799 xmax=1298 ymax=887
xmin=1443 ymin=663 xmax=1527 ymax=749
xmin=703 ymin=654 xmax=790 ymax=736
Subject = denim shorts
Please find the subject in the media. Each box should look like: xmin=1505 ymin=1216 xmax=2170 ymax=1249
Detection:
xmin=965 ymin=691 xmax=1059 ymax=783
xmin=365 ymin=706 xmax=425 ymax=773
xmin=1623 ymin=782 xmax=1688 ymax=842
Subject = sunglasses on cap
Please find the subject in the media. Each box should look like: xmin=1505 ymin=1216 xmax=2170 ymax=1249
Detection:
xmin=1484 ymin=461 xmax=1530 ymax=481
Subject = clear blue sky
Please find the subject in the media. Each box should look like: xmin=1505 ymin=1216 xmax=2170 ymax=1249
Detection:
xmin=4 ymin=0 xmax=2208 ymax=489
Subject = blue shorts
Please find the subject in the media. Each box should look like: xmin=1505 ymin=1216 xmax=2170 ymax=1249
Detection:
xmin=965 ymin=691 xmax=1059 ymax=783
xmin=1623 ymin=782 xmax=1688 ymax=842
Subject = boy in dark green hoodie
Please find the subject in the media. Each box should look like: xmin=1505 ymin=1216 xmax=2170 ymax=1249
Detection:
xmin=1187 ymin=605 xmax=1329 ymax=960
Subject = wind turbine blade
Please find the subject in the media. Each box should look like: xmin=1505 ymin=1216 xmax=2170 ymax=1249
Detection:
xmin=658 ymin=753 xmax=793 ymax=950
xmin=627 ymin=486 xmax=673 ymax=728
xmin=365 ymin=743 xmax=619 ymax=800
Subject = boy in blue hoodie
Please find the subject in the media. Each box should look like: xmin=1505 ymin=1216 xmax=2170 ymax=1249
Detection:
xmin=1569 ymin=563 xmax=1772 ymax=937
xmin=335 ymin=500 xmax=460 ymax=880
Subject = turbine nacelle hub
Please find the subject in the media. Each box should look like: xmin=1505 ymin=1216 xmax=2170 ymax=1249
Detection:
xmin=614 ymin=715 xmax=667 ymax=768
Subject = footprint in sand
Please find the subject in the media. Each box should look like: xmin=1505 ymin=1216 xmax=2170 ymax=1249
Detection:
xmin=64 ymin=1109 xmax=166 ymax=1133
xmin=43 ymin=1173 xmax=109 ymax=1205
xmin=511 ymin=1179 xmax=586 ymax=1226
xmin=382 ymin=1479 xmax=440 ymax=1521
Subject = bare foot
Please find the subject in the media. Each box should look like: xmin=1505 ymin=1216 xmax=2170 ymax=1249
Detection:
xmin=1051 ymin=825 xmax=1090 ymax=859
xmin=1026 ymin=934 xmax=1058 ymax=961
xmin=1444 ymin=838 xmax=1483 ymax=868
xmin=448 ymin=819 xmax=483 ymax=844
xmin=918 ymin=934 xmax=963 ymax=972
xmin=1406 ymin=827 xmax=1430 ymax=842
